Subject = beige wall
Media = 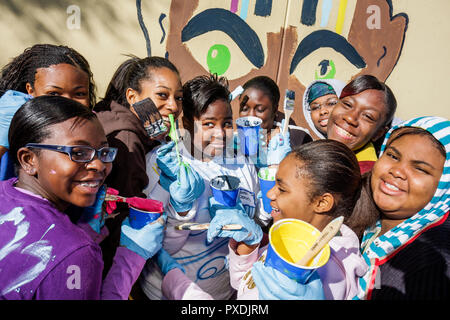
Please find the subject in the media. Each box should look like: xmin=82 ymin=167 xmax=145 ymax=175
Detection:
xmin=386 ymin=0 xmax=450 ymax=120
xmin=0 ymin=0 xmax=448 ymax=123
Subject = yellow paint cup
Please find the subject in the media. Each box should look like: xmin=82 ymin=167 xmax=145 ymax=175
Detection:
xmin=265 ymin=219 xmax=330 ymax=283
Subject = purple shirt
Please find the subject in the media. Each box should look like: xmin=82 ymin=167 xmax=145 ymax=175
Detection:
xmin=0 ymin=178 xmax=145 ymax=300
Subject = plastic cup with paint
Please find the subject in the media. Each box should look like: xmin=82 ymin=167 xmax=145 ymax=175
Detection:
xmin=210 ymin=175 xmax=240 ymax=207
xmin=258 ymin=166 xmax=277 ymax=214
xmin=236 ymin=116 xmax=262 ymax=156
xmin=265 ymin=219 xmax=330 ymax=284
xmin=128 ymin=206 xmax=162 ymax=229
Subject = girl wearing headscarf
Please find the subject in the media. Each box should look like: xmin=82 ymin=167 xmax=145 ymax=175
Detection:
xmin=302 ymin=79 xmax=346 ymax=139
xmin=351 ymin=116 xmax=450 ymax=299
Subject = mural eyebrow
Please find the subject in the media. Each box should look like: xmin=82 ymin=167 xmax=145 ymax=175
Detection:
xmin=181 ymin=8 xmax=265 ymax=68
xmin=289 ymin=30 xmax=366 ymax=74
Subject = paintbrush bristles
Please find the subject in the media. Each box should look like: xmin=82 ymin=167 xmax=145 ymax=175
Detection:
xmin=131 ymin=98 xmax=167 ymax=138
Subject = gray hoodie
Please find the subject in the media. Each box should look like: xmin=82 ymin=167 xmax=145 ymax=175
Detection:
xmin=302 ymin=79 xmax=346 ymax=139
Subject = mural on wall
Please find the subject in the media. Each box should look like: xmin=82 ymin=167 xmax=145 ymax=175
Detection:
xmin=138 ymin=0 xmax=408 ymax=138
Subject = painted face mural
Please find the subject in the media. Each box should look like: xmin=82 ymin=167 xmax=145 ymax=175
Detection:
xmin=138 ymin=0 xmax=407 ymax=137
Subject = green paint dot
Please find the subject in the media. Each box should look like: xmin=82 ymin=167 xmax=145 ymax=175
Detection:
xmin=207 ymin=44 xmax=231 ymax=75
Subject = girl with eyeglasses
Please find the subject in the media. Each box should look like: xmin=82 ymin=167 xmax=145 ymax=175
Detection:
xmin=302 ymin=79 xmax=346 ymax=139
xmin=0 ymin=96 xmax=166 ymax=299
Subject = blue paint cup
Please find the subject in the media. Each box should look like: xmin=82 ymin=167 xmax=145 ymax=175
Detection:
xmin=128 ymin=206 xmax=162 ymax=229
xmin=258 ymin=167 xmax=277 ymax=213
xmin=236 ymin=116 xmax=262 ymax=156
xmin=210 ymin=175 xmax=240 ymax=207
xmin=265 ymin=219 xmax=331 ymax=284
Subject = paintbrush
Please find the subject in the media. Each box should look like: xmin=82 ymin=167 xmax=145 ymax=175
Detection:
xmin=295 ymin=216 xmax=344 ymax=266
xmin=105 ymin=193 xmax=164 ymax=213
xmin=167 ymin=113 xmax=181 ymax=164
xmin=168 ymin=113 xmax=191 ymax=178
xmin=132 ymin=98 xmax=168 ymax=138
xmin=175 ymin=222 xmax=242 ymax=231
xmin=282 ymin=89 xmax=295 ymax=135
xmin=229 ymin=85 xmax=244 ymax=101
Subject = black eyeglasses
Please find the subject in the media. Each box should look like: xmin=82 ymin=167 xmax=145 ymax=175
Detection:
xmin=25 ymin=143 xmax=118 ymax=163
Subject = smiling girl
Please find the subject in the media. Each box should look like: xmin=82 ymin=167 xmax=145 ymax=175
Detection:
xmin=0 ymin=96 xmax=165 ymax=299
xmin=139 ymin=74 xmax=261 ymax=300
xmin=93 ymin=56 xmax=184 ymax=274
xmin=205 ymin=139 xmax=367 ymax=299
xmin=94 ymin=55 xmax=183 ymax=198
xmin=0 ymin=44 xmax=95 ymax=178
xmin=326 ymin=75 xmax=397 ymax=174
xmin=352 ymin=116 xmax=450 ymax=300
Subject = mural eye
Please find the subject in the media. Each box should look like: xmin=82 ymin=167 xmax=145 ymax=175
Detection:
xmin=183 ymin=30 xmax=258 ymax=80
xmin=207 ymin=44 xmax=231 ymax=75
xmin=181 ymin=8 xmax=265 ymax=80
xmin=291 ymin=47 xmax=362 ymax=87
xmin=315 ymin=59 xmax=336 ymax=80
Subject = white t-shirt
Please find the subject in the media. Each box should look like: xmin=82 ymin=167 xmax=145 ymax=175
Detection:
xmin=140 ymin=143 xmax=261 ymax=300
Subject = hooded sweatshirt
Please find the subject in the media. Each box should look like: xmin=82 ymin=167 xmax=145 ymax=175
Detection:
xmin=93 ymin=100 xmax=158 ymax=198
xmin=302 ymin=79 xmax=346 ymax=140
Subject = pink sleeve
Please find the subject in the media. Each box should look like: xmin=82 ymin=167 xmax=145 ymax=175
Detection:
xmin=161 ymin=268 xmax=213 ymax=300
xmin=227 ymin=239 xmax=260 ymax=290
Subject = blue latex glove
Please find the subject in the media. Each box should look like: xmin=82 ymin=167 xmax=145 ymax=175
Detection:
xmin=0 ymin=90 xmax=32 ymax=148
xmin=207 ymin=197 xmax=263 ymax=245
xmin=251 ymin=261 xmax=325 ymax=300
xmin=79 ymin=185 xmax=106 ymax=234
xmin=156 ymin=141 xmax=178 ymax=191
xmin=267 ymin=121 xmax=291 ymax=166
xmin=155 ymin=248 xmax=186 ymax=275
xmin=120 ymin=212 xmax=166 ymax=260
xmin=169 ymin=164 xmax=205 ymax=212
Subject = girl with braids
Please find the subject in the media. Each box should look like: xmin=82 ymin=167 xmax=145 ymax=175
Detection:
xmin=0 ymin=44 xmax=96 ymax=178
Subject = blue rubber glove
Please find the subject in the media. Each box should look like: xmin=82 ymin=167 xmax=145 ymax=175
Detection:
xmin=79 ymin=185 xmax=106 ymax=234
xmin=0 ymin=90 xmax=32 ymax=148
xmin=155 ymin=248 xmax=186 ymax=275
xmin=169 ymin=164 xmax=205 ymax=212
xmin=267 ymin=120 xmax=292 ymax=166
xmin=251 ymin=261 xmax=325 ymax=300
xmin=207 ymin=197 xmax=262 ymax=245
xmin=156 ymin=141 xmax=179 ymax=191
xmin=120 ymin=212 xmax=166 ymax=260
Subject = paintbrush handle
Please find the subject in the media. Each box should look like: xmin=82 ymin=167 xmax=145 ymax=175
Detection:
xmin=282 ymin=109 xmax=293 ymax=135
xmin=175 ymin=223 xmax=242 ymax=231
xmin=296 ymin=216 xmax=344 ymax=266
xmin=105 ymin=194 xmax=126 ymax=202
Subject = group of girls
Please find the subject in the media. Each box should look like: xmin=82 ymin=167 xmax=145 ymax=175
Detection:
xmin=0 ymin=43 xmax=448 ymax=300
